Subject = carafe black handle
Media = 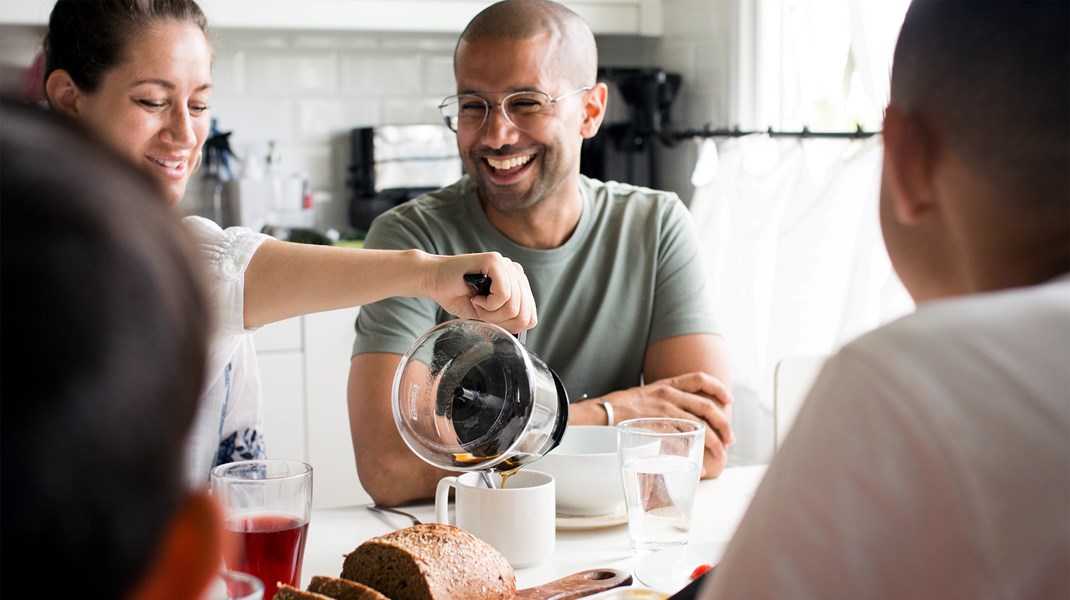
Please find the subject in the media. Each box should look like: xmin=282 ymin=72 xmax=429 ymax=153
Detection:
xmin=463 ymin=273 xmax=527 ymax=345
xmin=463 ymin=273 xmax=493 ymax=296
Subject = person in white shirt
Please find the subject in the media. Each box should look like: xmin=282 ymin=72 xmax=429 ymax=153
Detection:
xmin=699 ymin=1 xmax=1069 ymax=598
xmin=39 ymin=0 xmax=538 ymax=487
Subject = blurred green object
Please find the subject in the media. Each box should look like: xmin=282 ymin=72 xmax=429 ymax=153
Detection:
xmin=335 ymin=239 xmax=365 ymax=249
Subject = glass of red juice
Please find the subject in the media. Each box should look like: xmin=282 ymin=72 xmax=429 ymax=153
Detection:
xmin=211 ymin=460 xmax=313 ymax=600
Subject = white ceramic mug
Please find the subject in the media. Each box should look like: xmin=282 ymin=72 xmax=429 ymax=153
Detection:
xmin=435 ymin=470 xmax=555 ymax=568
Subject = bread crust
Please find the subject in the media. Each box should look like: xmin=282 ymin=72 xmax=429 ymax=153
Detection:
xmin=308 ymin=575 xmax=390 ymax=600
xmin=272 ymin=584 xmax=333 ymax=600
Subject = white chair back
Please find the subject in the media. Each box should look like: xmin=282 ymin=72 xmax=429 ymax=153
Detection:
xmin=773 ymin=354 xmax=829 ymax=452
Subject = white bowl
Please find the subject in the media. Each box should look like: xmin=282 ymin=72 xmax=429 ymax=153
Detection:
xmin=534 ymin=425 xmax=625 ymax=517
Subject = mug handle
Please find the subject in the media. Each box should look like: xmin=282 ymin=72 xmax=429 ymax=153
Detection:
xmin=434 ymin=476 xmax=459 ymax=525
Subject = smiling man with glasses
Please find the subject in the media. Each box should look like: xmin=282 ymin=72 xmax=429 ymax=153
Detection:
xmin=347 ymin=0 xmax=734 ymax=507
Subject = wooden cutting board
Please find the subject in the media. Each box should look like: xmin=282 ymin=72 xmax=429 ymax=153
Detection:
xmin=515 ymin=568 xmax=632 ymax=600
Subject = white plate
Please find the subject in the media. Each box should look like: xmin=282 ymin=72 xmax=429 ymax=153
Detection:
xmin=555 ymin=507 xmax=629 ymax=530
xmin=632 ymin=541 xmax=729 ymax=594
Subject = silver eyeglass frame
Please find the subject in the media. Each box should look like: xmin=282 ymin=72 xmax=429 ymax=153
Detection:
xmin=438 ymin=86 xmax=593 ymax=133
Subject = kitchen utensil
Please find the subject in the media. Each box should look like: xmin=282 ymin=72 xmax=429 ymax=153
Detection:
xmin=515 ymin=568 xmax=632 ymax=600
xmin=392 ymin=318 xmax=568 ymax=480
xmin=365 ymin=504 xmax=422 ymax=526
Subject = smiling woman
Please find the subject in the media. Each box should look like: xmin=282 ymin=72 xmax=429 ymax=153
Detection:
xmin=43 ymin=0 xmax=212 ymax=205
xmin=38 ymin=0 xmax=538 ymax=490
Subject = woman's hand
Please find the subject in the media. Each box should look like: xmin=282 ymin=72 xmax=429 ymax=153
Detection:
xmin=425 ymin=252 xmax=538 ymax=334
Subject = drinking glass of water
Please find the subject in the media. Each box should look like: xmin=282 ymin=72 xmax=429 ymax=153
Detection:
xmin=210 ymin=460 xmax=313 ymax=600
xmin=617 ymin=418 xmax=704 ymax=553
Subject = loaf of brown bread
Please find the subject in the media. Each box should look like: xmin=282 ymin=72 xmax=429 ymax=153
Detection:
xmin=308 ymin=575 xmax=390 ymax=600
xmin=340 ymin=523 xmax=515 ymax=600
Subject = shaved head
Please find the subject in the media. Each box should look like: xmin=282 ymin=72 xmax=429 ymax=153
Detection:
xmin=456 ymin=0 xmax=598 ymax=87
xmin=890 ymin=1 xmax=1069 ymax=214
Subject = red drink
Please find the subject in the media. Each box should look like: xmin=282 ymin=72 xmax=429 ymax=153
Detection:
xmin=224 ymin=513 xmax=309 ymax=600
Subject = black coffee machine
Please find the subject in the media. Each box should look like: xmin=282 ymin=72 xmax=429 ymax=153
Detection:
xmin=581 ymin=67 xmax=682 ymax=190
xmin=348 ymin=125 xmax=462 ymax=233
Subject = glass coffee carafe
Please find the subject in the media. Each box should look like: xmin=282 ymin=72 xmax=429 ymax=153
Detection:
xmin=391 ymin=319 xmax=568 ymax=485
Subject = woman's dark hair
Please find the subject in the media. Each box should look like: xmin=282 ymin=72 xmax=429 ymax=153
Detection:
xmin=43 ymin=0 xmax=209 ymax=94
xmin=0 ymin=98 xmax=212 ymax=597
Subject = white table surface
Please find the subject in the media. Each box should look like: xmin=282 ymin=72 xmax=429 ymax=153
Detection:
xmin=301 ymin=465 xmax=767 ymax=592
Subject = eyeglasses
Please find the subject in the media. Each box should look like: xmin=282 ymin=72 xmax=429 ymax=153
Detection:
xmin=438 ymin=86 xmax=592 ymax=134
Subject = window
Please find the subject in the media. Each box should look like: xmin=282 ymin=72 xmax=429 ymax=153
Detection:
xmin=749 ymin=0 xmax=911 ymax=131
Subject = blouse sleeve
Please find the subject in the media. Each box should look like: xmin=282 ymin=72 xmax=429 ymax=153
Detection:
xmin=182 ymin=216 xmax=271 ymax=336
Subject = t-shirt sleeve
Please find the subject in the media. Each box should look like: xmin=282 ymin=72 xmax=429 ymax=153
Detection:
xmin=649 ymin=197 xmax=720 ymax=343
xmin=183 ymin=215 xmax=270 ymax=336
xmin=352 ymin=211 xmax=444 ymax=357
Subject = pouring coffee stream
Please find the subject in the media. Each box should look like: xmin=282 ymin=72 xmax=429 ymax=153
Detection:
xmin=392 ymin=275 xmax=568 ymax=489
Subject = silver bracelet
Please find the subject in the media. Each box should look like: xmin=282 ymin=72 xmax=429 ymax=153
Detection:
xmin=601 ymin=399 xmax=615 ymax=427
xmin=580 ymin=394 xmax=614 ymax=427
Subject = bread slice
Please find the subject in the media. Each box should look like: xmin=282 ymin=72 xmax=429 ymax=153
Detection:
xmin=271 ymin=584 xmax=332 ymax=600
xmin=308 ymin=575 xmax=389 ymax=600
xmin=341 ymin=523 xmax=515 ymax=600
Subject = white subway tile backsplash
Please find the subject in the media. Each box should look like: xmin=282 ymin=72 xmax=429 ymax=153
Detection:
xmin=658 ymin=42 xmax=693 ymax=83
xmin=210 ymin=49 xmax=246 ymax=95
xmin=596 ymin=36 xmax=658 ymax=67
xmin=425 ymin=54 xmax=456 ymax=97
xmin=214 ymin=29 xmax=291 ymax=50
xmin=690 ymin=40 xmax=725 ymax=95
xmin=209 ymin=96 xmax=295 ymax=153
xmin=296 ymin=97 xmax=380 ymax=143
xmin=277 ymin=143 xmax=333 ymax=190
xmin=382 ymin=96 xmax=447 ymax=126
xmin=339 ymin=52 xmax=422 ymax=95
xmin=293 ymin=33 xmax=378 ymax=50
xmin=247 ymin=50 xmax=338 ymax=95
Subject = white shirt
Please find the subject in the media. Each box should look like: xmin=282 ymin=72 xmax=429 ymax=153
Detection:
xmin=701 ymin=275 xmax=1070 ymax=599
xmin=182 ymin=216 xmax=271 ymax=487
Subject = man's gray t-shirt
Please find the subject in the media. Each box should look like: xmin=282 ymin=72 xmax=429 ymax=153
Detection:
xmin=353 ymin=175 xmax=720 ymax=402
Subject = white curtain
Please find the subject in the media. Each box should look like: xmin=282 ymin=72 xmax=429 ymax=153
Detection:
xmin=689 ymin=134 xmax=913 ymax=464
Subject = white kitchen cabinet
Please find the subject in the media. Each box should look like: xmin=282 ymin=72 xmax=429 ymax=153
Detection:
xmin=303 ymin=307 xmax=371 ymax=509
xmin=254 ymin=307 xmax=371 ymax=509
xmin=0 ymin=0 xmax=662 ymax=35
xmin=257 ymin=351 xmax=307 ymax=463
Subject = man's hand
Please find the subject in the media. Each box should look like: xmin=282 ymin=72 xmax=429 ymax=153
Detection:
xmin=425 ymin=252 xmax=537 ymax=334
xmin=602 ymin=372 xmax=734 ymax=478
